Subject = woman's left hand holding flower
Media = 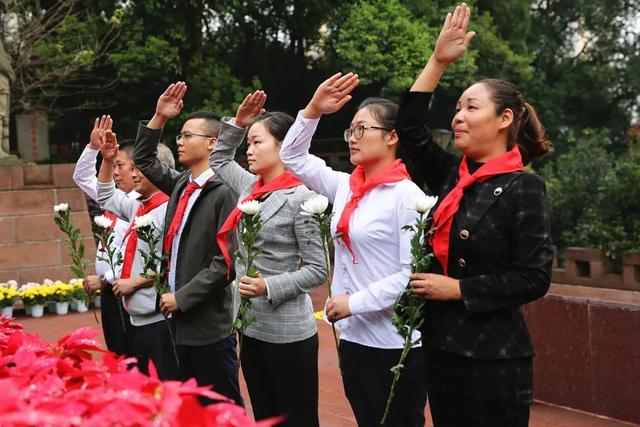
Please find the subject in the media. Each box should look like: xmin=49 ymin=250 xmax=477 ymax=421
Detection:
xmin=409 ymin=273 xmax=462 ymax=300
xmin=238 ymin=275 xmax=267 ymax=298
xmin=326 ymin=294 xmax=351 ymax=322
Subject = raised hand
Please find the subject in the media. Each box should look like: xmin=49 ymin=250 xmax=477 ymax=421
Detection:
xmin=155 ymin=82 xmax=187 ymax=119
xmin=89 ymin=115 xmax=112 ymax=149
xmin=303 ymin=72 xmax=360 ymax=119
xmin=235 ymin=90 xmax=267 ymax=127
xmin=99 ymin=129 xmax=119 ymax=162
xmin=433 ymin=3 xmax=476 ymax=65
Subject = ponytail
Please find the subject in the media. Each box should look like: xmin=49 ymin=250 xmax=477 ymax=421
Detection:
xmin=479 ymin=79 xmax=552 ymax=164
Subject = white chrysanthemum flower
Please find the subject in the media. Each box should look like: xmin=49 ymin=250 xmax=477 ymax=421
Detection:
xmin=93 ymin=215 xmax=113 ymax=229
xmin=134 ymin=214 xmax=154 ymax=229
xmin=43 ymin=279 xmax=54 ymax=286
xmin=238 ymin=200 xmax=261 ymax=215
xmin=54 ymin=203 xmax=69 ymax=213
xmin=300 ymin=195 xmax=329 ymax=216
xmin=406 ymin=195 xmax=438 ymax=214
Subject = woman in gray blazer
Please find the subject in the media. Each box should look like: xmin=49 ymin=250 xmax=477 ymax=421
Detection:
xmin=211 ymin=91 xmax=325 ymax=427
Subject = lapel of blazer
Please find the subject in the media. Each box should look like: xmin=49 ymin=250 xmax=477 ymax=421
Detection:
xmin=458 ymin=172 xmax=525 ymax=232
xmin=258 ymin=187 xmax=295 ymax=224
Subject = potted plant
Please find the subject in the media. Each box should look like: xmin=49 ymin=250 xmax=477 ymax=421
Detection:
xmin=0 ymin=288 xmax=19 ymax=317
xmin=71 ymin=281 xmax=89 ymax=313
xmin=49 ymin=283 xmax=74 ymax=315
xmin=20 ymin=286 xmax=49 ymax=318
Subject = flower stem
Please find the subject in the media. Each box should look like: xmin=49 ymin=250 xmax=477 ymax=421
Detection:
xmin=322 ymin=234 xmax=342 ymax=371
xmin=381 ymin=324 xmax=416 ymax=425
xmin=164 ymin=316 xmax=180 ymax=367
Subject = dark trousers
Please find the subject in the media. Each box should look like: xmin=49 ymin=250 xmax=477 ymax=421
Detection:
xmin=100 ymin=286 xmax=134 ymax=357
xmin=133 ymin=319 xmax=181 ymax=380
xmin=177 ymin=334 xmax=244 ymax=407
xmin=340 ymin=339 xmax=426 ymax=427
xmin=241 ymin=334 xmax=319 ymax=427
xmin=423 ymin=344 xmax=532 ymax=427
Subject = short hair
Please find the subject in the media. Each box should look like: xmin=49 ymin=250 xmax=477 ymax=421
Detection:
xmin=156 ymin=143 xmax=175 ymax=169
xmin=118 ymin=138 xmax=135 ymax=159
xmin=184 ymin=111 xmax=222 ymax=138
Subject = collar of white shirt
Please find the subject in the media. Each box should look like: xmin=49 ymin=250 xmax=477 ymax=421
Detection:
xmin=190 ymin=168 xmax=215 ymax=187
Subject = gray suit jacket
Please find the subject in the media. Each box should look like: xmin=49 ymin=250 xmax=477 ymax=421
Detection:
xmin=211 ymin=120 xmax=326 ymax=344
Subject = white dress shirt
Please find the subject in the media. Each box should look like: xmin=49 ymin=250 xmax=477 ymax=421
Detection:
xmin=168 ymin=167 xmax=215 ymax=292
xmin=280 ymin=112 xmax=425 ymax=349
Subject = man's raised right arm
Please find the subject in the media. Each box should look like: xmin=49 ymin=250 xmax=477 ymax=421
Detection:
xmin=134 ymin=82 xmax=187 ymax=195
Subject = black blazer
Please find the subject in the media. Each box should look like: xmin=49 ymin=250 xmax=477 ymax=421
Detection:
xmin=134 ymin=122 xmax=236 ymax=346
xmin=398 ymin=92 xmax=553 ymax=359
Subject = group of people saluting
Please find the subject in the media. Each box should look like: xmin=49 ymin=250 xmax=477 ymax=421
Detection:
xmin=75 ymin=4 xmax=552 ymax=426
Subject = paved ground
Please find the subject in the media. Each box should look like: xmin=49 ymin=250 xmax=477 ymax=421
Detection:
xmin=15 ymin=303 xmax=636 ymax=427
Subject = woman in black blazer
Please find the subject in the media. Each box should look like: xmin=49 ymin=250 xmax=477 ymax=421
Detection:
xmin=401 ymin=4 xmax=553 ymax=426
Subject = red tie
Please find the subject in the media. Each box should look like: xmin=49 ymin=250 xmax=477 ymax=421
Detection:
xmin=216 ymin=171 xmax=303 ymax=274
xmin=430 ymin=145 xmax=525 ymax=275
xmin=163 ymin=181 xmax=201 ymax=265
xmin=120 ymin=192 xmax=170 ymax=279
xmin=336 ymin=159 xmax=411 ymax=262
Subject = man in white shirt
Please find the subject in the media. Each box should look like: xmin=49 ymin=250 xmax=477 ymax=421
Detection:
xmin=96 ymin=127 xmax=179 ymax=380
xmin=73 ymin=116 xmax=135 ymax=357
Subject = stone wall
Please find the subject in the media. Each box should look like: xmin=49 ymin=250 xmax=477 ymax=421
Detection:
xmin=0 ymin=164 xmax=96 ymax=283
xmin=525 ymin=284 xmax=640 ymax=424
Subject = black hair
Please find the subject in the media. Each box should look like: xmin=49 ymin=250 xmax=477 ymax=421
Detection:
xmin=478 ymin=79 xmax=552 ymax=164
xmin=117 ymin=138 xmax=134 ymax=159
xmin=251 ymin=111 xmax=295 ymax=143
xmin=184 ymin=111 xmax=222 ymax=138
xmin=357 ymin=97 xmax=399 ymax=131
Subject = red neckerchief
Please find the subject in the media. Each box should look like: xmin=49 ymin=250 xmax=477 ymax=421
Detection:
xmin=430 ymin=146 xmax=524 ymax=275
xmin=336 ymin=159 xmax=411 ymax=262
xmin=216 ymin=171 xmax=303 ymax=275
xmin=120 ymin=192 xmax=169 ymax=279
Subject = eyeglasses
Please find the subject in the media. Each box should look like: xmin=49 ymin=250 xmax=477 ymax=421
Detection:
xmin=175 ymin=132 xmax=214 ymax=142
xmin=343 ymin=124 xmax=393 ymax=142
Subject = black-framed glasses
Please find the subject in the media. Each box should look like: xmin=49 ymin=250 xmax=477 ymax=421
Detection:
xmin=175 ymin=132 xmax=214 ymax=142
xmin=343 ymin=124 xmax=393 ymax=142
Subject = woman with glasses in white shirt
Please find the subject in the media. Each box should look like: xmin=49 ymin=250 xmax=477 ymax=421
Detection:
xmin=279 ymin=75 xmax=428 ymax=426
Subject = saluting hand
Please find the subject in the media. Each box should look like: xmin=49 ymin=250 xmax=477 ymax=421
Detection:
xmin=99 ymin=129 xmax=118 ymax=162
xmin=303 ymin=72 xmax=360 ymax=119
xmin=433 ymin=3 xmax=476 ymax=65
xmin=89 ymin=115 xmax=112 ymax=149
xmin=235 ymin=91 xmax=267 ymax=127
xmin=155 ymin=82 xmax=187 ymax=120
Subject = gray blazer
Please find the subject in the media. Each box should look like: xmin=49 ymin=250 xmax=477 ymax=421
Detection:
xmin=211 ymin=120 xmax=326 ymax=344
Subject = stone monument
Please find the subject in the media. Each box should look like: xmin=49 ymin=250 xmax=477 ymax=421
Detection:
xmin=0 ymin=42 xmax=18 ymax=163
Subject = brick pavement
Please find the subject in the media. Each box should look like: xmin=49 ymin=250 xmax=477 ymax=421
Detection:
xmin=14 ymin=305 xmax=636 ymax=427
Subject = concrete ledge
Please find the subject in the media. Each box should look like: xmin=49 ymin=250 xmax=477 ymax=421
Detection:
xmin=525 ymin=284 xmax=640 ymax=424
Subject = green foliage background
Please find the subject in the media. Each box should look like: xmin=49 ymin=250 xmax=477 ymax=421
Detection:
xmin=1 ymin=0 xmax=639 ymax=261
